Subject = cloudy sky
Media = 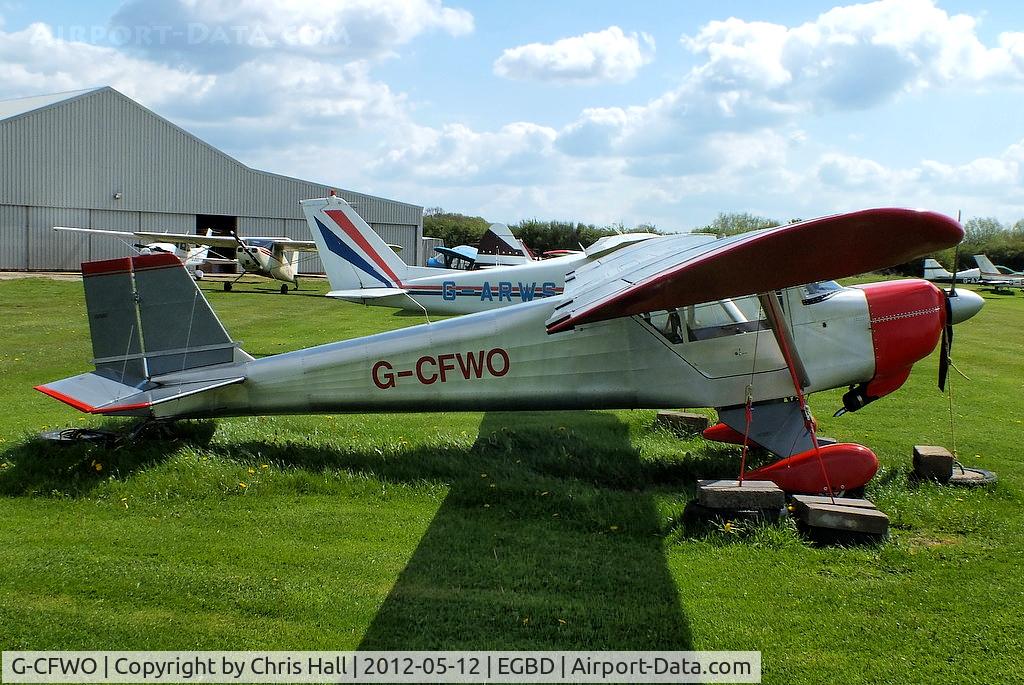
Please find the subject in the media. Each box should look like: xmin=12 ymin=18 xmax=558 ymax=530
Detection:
xmin=1 ymin=0 xmax=1023 ymax=229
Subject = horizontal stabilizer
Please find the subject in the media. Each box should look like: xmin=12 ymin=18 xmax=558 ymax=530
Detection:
xmin=36 ymin=371 xmax=244 ymax=416
xmin=327 ymin=288 xmax=408 ymax=300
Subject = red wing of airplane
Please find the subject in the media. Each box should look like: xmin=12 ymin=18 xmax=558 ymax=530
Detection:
xmin=546 ymin=208 xmax=963 ymax=333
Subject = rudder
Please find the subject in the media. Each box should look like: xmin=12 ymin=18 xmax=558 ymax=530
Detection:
xmin=301 ymin=196 xmax=408 ymax=290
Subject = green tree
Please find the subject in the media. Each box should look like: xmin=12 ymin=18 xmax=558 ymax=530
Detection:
xmin=423 ymin=208 xmax=491 ymax=249
xmin=693 ymin=212 xmax=780 ymax=237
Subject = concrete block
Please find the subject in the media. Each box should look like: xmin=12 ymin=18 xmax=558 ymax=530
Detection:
xmin=791 ymin=495 xmax=889 ymax=535
xmin=791 ymin=494 xmax=876 ymax=509
xmin=656 ymin=410 xmax=709 ymax=436
xmin=948 ymin=465 xmax=998 ymax=487
xmin=913 ymin=445 xmax=954 ymax=483
xmin=697 ymin=479 xmax=785 ymax=510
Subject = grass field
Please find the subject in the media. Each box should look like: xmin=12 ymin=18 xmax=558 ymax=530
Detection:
xmin=1 ymin=275 xmax=1022 ymax=683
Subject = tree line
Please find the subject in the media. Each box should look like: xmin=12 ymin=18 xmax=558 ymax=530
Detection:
xmin=424 ymin=207 xmax=1024 ymax=274
xmin=423 ymin=207 xmax=658 ymax=256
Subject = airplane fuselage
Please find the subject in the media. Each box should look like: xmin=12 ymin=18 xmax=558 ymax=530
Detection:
xmin=365 ymin=254 xmax=583 ymax=314
xmin=152 ymin=283 xmax=899 ymax=421
xmin=237 ymin=243 xmax=297 ymax=284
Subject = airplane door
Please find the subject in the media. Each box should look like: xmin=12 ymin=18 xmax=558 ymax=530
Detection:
xmin=639 ymin=296 xmax=787 ymax=379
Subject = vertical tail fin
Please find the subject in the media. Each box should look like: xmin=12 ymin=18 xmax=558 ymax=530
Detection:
xmin=475 ymin=223 xmax=533 ymax=267
xmin=923 ymin=258 xmax=952 ymax=280
xmin=301 ymin=196 xmax=408 ymax=290
xmin=973 ymin=254 xmax=1000 ymax=277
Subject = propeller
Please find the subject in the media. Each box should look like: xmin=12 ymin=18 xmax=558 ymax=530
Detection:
xmin=133 ymin=243 xmax=174 ymax=255
xmin=229 ymin=231 xmax=259 ymax=273
xmin=938 ymin=233 xmax=960 ymax=392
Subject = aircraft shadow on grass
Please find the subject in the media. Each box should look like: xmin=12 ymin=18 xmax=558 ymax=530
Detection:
xmin=200 ymin=410 xmax=716 ymax=649
xmin=2 ymin=411 xmax=755 ymax=648
xmin=0 ymin=421 xmax=216 ymax=497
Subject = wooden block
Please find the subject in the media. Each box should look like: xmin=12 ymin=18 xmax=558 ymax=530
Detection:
xmin=913 ymin=445 xmax=954 ymax=483
xmin=656 ymin=410 xmax=709 ymax=435
xmin=697 ymin=479 xmax=785 ymax=510
xmin=791 ymin=494 xmax=876 ymax=510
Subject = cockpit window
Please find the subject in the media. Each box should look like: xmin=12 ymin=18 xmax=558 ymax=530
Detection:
xmin=644 ymin=295 xmax=769 ymax=343
xmin=800 ymin=280 xmax=842 ymax=304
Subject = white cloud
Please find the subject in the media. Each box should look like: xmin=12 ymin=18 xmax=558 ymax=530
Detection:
xmin=0 ymin=20 xmax=411 ymax=143
xmin=0 ymin=22 xmax=213 ymax=105
xmin=494 ymin=26 xmax=654 ymax=84
xmin=681 ymin=0 xmax=1024 ymax=113
xmin=816 ymin=153 xmax=902 ymax=190
xmin=111 ymin=0 xmax=473 ymax=70
xmin=370 ymin=121 xmax=559 ymax=185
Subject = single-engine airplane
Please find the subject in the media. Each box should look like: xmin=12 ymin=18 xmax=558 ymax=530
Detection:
xmin=923 ymin=258 xmax=980 ymax=284
xmin=303 ymin=195 xmax=656 ymax=314
xmin=36 ymin=207 xmax=984 ymax=496
xmin=54 ymin=225 xmax=320 ymax=293
xmin=973 ymin=254 xmax=1024 ymax=290
xmin=53 ymin=226 xmax=222 ymax=281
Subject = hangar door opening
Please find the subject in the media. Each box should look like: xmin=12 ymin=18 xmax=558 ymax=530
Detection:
xmin=196 ymin=214 xmax=238 ymax=273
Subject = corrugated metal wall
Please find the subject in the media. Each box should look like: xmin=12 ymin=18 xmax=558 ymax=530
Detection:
xmin=420 ymin=237 xmax=445 ymax=266
xmin=0 ymin=204 xmax=26 ymax=268
xmin=28 ymin=207 xmax=88 ymax=270
xmin=0 ymin=87 xmax=422 ymax=271
xmin=139 ymin=212 xmax=193 ymax=232
xmin=87 ymin=209 xmax=138 ymax=261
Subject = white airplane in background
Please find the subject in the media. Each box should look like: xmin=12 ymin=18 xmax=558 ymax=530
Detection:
xmin=54 ymin=227 xmax=221 ymax=280
xmin=922 ymin=258 xmax=980 ymax=284
xmin=302 ymin=195 xmax=656 ymax=314
xmin=54 ymin=226 xmax=320 ymax=293
xmin=974 ymin=254 xmax=1024 ymax=290
xmin=37 ymin=207 xmax=984 ymax=497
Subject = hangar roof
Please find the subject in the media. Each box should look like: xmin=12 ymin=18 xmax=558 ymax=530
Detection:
xmin=0 ymin=86 xmax=422 ymax=223
xmin=0 ymin=87 xmax=102 ymax=122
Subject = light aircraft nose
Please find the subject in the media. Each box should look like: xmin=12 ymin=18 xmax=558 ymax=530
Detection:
xmin=947 ymin=288 xmax=984 ymax=324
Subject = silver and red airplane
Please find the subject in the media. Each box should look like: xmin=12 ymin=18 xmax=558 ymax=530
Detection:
xmin=303 ymin=195 xmax=656 ymax=314
xmin=35 ymin=207 xmax=984 ymax=495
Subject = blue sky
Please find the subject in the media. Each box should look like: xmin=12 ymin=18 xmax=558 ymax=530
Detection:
xmin=1 ymin=0 xmax=1023 ymax=229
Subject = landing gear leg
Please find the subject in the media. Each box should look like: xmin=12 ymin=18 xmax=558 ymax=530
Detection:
xmin=225 ymin=272 xmax=246 ymax=292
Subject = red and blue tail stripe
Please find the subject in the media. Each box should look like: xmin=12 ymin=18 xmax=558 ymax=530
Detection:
xmin=313 ymin=216 xmax=400 ymax=288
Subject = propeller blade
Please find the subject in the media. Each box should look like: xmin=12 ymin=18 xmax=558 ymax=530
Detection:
xmin=938 ymin=294 xmax=953 ymax=391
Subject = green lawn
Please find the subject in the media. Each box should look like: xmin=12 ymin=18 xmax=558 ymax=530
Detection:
xmin=1 ymin=275 xmax=1021 ymax=683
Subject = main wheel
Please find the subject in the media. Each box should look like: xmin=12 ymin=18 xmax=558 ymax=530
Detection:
xmin=280 ymin=283 xmax=288 ymax=294
xmin=223 ymin=282 xmax=232 ymax=292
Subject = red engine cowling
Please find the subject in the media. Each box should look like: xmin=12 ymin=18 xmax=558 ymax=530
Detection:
xmin=842 ymin=279 xmax=945 ymax=412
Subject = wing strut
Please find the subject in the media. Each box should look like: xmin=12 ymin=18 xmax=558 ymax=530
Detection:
xmin=754 ymin=292 xmax=835 ymax=500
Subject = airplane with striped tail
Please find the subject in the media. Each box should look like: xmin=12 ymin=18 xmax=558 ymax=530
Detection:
xmin=301 ymin=195 xmax=657 ymax=315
